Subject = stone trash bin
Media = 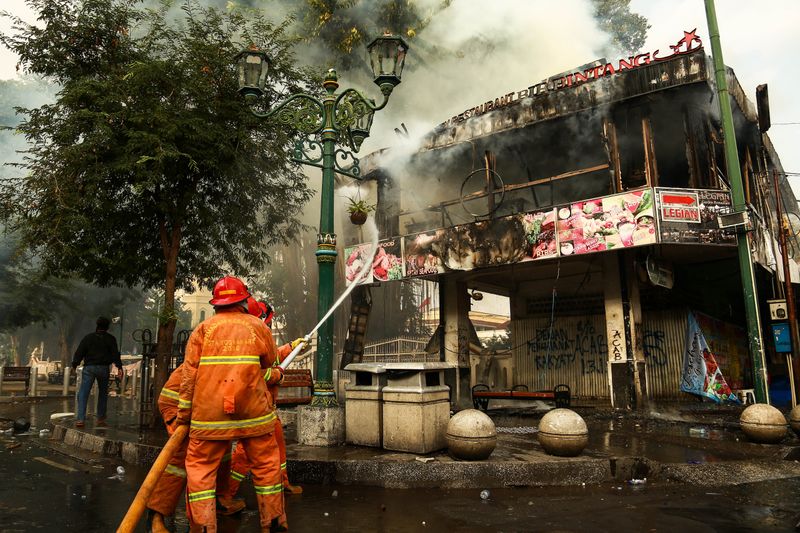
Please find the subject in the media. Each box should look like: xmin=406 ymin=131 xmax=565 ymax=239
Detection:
xmin=344 ymin=363 xmax=388 ymax=448
xmin=381 ymin=362 xmax=452 ymax=454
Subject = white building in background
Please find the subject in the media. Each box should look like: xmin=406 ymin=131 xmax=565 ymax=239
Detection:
xmin=179 ymin=286 xmax=214 ymax=328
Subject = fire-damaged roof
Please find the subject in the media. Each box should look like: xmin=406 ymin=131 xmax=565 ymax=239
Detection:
xmin=421 ymin=50 xmax=709 ymax=152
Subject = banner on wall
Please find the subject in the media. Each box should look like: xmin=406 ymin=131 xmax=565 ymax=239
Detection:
xmin=344 ymin=243 xmax=375 ymax=285
xmin=656 ymin=188 xmax=736 ymax=245
xmin=681 ymin=313 xmax=741 ymax=403
xmin=403 ymin=230 xmax=447 ymax=277
xmin=556 ymin=189 xmax=656 ymax=256
xmin=521 ymin=209 xmax=558 ymax=260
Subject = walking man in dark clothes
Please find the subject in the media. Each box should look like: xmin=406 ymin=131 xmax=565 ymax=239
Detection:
xmin=72 ymin=316 xmax=123 ymax=428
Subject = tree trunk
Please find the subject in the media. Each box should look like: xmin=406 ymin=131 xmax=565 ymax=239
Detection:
xmin=152 ymin=222 xmax=182 ymax=427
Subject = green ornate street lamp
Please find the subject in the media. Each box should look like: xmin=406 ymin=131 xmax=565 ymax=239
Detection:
xmin=237 ymin=35 xmax=409 ymax=406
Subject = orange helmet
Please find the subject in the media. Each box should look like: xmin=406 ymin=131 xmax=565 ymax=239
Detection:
xmin=260 ymin=301 xmax=274 ymax=325
xmin=209 ymin=276 xmax=250 ymax=306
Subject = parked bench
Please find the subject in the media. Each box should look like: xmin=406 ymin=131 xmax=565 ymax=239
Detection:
xmin=471 ymin=383 xmax=570 ymax=411
xmin=2 ymin=367 xmax=32 ymax=395
xmin=276 ymin=369 xmax=314 ymax=406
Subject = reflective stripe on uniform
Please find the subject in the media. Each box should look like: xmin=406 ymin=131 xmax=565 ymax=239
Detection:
xmin=253 ymin=483 xmax=283 ymax=495
xmin=231 ymin=470 xmax=246 ymax=482
xmin=188 ymin=489 xmax=215 ymax=502
xmin=280 ymin=462 xmax=286 ymax=470
xmin=263 ymin=368 xmax=272 ymax=381
xmin=199 ymin=355 xmax=260 ymax=366
xmin=190 ymin=412 xmax=276 ymax=431
xmin=160 ymin=388 xmax=179 ymax=401
xmin=178 ymin=399 xmax=192 ymax=409
xmin=165 ymin=464 xmax=186 ymax=478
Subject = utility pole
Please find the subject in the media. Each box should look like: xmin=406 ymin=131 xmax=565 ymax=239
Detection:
xmin=704 ymin=0 xmax=769 ymax=402
xmin=772 ymin=169 xmax=800 ymax=405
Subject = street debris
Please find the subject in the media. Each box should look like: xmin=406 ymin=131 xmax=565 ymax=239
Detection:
xmin=689 ymin=427 xmax=708 ymax=437
xmin=480 ymin=489 xmax=490 ymax=500
xmin=38 ymin=429 xmax=50 ymax=438
xmin=331 ymin=490 xmax=338 ymax=498
xmin=415 ymin=457 xmax=435 ymax=463
xmin=628 ymin=478 xmax=647 ymax=485
xmin=108 ymin=466 xmax=126 ymax=480
xmin=5 ymin=442 xmax=21 ymax=450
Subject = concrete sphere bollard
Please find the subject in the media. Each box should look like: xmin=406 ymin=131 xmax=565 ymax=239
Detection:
xmin=446 ymin=409 xmax=497 ymax=460
xmin=537 ymin=408 xmax=588 ymax=457
xmin=788 ymin=405 xmax=800 ymax=437
xmin=739 ymin=404 xmax=787 ymax=444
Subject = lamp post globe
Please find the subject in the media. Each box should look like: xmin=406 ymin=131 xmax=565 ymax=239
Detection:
xmin=235 ymin=46 xmax=270 ymax=99
xmin=366 ymin=33 xmax=409 ymax=93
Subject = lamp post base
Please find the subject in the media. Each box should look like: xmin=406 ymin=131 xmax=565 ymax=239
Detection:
xmin=296 ymin=405 xmax=345 ymax=447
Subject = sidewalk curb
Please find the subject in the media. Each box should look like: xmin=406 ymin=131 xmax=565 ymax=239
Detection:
xmin=49 ymin=419 xmax=800 ymax=488
xmin=50 ymin=422 xmax=162 ymax=466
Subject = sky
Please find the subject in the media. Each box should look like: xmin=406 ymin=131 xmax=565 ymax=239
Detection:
xmin=1 ymin=0 xmax=798 ymax=189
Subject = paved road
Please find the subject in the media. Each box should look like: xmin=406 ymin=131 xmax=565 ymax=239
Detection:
xmin=2 ymin=399 xmax=800 ymax=532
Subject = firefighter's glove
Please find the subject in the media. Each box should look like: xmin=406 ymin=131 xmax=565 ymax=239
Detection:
xmin=290 ymin=338 xmax=307 ymax=352
xmin=264 ymin=366 xmax=285 ymax=386
xmin=175 ymin=412 xmax=190 ymax=425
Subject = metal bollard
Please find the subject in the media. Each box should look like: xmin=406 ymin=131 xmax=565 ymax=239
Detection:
xmin=29 ymin=367 xmax=38 ymax=397
xmin=131 ymin=369 xmax=138 ymax=401
xmin=62 ymin=367 xmax=71 ymax=396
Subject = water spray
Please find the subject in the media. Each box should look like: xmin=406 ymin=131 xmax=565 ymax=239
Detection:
xmin=280 ymin=218 xmax=380 ymax=369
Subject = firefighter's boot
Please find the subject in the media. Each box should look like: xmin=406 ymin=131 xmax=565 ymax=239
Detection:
xmin=146 ymin=510 xmax=170 ymax=533
xmin=217 ymin=496 xmax=246 ymax=515
xmin=283 ymin=483 xmax=303 ymax=495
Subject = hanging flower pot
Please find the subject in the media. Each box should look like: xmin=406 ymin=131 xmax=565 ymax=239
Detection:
xmin=350 ymin=210 xmax=368 ymax=225
xmin=347 ymin=197 xmax=375 ymax=226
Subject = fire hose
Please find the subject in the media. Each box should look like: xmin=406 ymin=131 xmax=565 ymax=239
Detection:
xmin=116 ymin=424 xmax=188 ymax=533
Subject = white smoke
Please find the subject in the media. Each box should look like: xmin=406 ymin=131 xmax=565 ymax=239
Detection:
xmin=351 ymin=0 xmax=611 ymax=156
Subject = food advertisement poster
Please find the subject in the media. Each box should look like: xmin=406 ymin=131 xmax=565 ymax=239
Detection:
xmin=656 ymin=188 xmax=736 ymax=245
xmin=556 ymin=189 xmax=656 ymax=256
xmin=372 ymin=239 xmax=404 ymax=282
xmin=520 ymin=209 xmax=558 ymax=260
xmin=403 ymin=230 xmax=446 ymax=277
xmin=344 ymin=243 xmax=374 ymax=285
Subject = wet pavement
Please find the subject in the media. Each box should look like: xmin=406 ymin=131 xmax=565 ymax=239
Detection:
xmin=3 ymin=398 xmax=800 ymax=531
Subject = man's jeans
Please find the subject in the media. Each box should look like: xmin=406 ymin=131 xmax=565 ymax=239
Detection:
xmin=76 ymin=365 xmax=110 ymax=422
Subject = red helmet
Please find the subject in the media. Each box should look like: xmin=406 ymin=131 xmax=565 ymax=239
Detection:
xmin=246 ymin=297 xmax=262 ymax=318
xmin=209 ymin=276 xmax=250 ymax=306
xmin=260 ymin=301 xmax=274 ymax=325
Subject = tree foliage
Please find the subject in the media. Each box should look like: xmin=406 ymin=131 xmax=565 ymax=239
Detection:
xmin=0 ymin=0 xmax=313 ymax=292
xmin=0 ymin=0 xmax=316 ymax=413
xmin=592 ymin=0 xmax=650 ymax=55
xmin=290 ymin=0 xmax=450 ymax=72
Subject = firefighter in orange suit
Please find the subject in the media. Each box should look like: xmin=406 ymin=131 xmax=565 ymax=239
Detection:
xmin=177 ymin=277 xmax=287 ymax=533
xmin=224 ymin=300 xmax=304 ymax=502
xmin=145 ymin=363 xmax=243 ymax=532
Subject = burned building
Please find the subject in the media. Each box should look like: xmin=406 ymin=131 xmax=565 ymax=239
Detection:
xmin=341 ymin=31 xmax=800 ymax=409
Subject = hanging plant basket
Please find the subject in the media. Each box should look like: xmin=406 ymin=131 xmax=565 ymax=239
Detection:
xmin=346 ymin=197 xmax=375 ymax=226
xmin=349 ymin=210 xmax=368 ymax=225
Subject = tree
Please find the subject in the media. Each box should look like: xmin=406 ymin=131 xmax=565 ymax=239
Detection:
xmin=0 ymin=0 xmax=314 ymax=419
xmin=290 ymin=0 xmax=450 ymax=72
xmin=591 ymin=0 xmax=650 ymax=55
